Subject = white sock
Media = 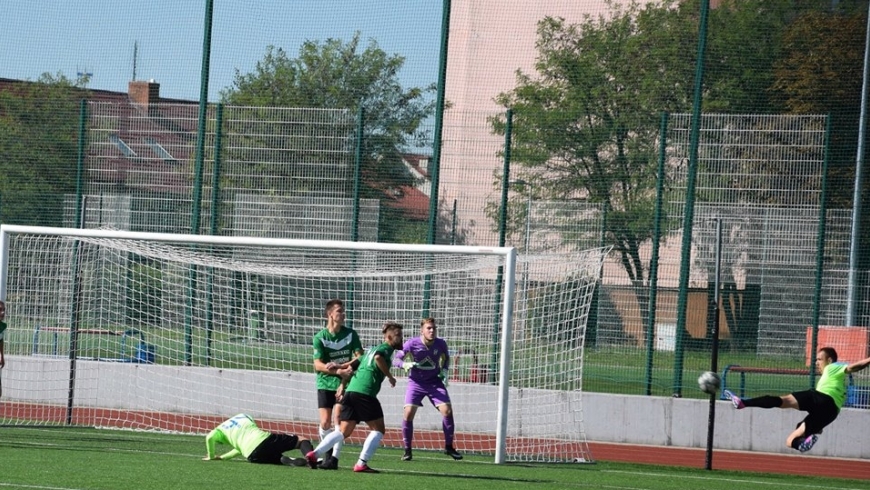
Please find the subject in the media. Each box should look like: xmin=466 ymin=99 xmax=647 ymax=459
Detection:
xmin=314 ymin=431 xmax=344 ymax=458
xmin=318 ymin=426 xmax=332 ymax=442
xmin=356 ymin=430 xmax=383 ymax=466
xmin=333 ymin=437 xmax=344 ymax=459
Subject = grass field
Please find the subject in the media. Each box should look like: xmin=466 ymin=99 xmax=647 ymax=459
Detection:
xmin=2 ymin=427 xmax=868 ymax=490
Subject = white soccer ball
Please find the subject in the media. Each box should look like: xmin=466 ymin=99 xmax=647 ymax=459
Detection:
xmin=697 ymin=371 xmax=721 ymax=395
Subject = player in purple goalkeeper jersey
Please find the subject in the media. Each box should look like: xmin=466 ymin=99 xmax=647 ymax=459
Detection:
xmin=393 ymin=317 xmax=462 ymax=461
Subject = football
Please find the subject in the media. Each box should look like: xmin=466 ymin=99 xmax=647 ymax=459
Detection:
xmin=697 ymin=371 xmax=721 ymax=395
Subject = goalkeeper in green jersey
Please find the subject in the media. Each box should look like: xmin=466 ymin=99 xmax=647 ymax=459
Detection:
xmin=203 ymin=413 xmax=313 ymax=466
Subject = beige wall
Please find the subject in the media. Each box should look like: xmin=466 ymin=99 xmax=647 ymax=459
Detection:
xmin=441 ymin=1 xmax=631 ymax=245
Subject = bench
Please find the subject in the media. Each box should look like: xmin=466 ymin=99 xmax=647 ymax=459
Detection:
xmin=720 ymin=364 xmax=868 ymax=408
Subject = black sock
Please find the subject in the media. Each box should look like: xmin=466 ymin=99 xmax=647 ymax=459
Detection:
xmin=300 ymin=439 xmax=314 ymax=455
xmin=744 ymin=395 xmax=783 ymax=409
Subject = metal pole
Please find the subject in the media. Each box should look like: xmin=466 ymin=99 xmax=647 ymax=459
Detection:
xmin=846 ymin=1 xmax=870 ymax=326
xmin=704 ymin=218 xmax=723 ymax=470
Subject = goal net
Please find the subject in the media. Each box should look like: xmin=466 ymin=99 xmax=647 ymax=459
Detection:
xmin=0 ymin=225 xmax=607 ymax=463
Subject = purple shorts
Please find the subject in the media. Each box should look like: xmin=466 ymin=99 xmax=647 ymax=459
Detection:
xmin=405 ymin=380 xmax=451 ymax=407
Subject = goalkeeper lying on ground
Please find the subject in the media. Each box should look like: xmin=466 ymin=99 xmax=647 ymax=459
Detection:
xmin=203 ymin=413 xmax=313 ymax=466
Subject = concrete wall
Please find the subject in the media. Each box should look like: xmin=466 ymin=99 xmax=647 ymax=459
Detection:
xmin=6 ymin=356 xmax=867 ymax=459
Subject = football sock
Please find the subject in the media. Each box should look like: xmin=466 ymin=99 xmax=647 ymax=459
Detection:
xmin=443 ymin=415 xmax=455 ymax=446
xmin=790 ymin=436 xmax=804 ymax=450
xmin=299 ymin=439 xmax=314 ymax=456
xmin=315 ymin=431 xmax=344 ymax=458
xmin=318 ymin=426 xmax=331 ymax=441
xmin=358 ymin=430 xmax=384 ymax=466
xmin=402 ymin=420 xmax=414 ymax=449
xmin=744 ymin=396 xmax=783 ymax=409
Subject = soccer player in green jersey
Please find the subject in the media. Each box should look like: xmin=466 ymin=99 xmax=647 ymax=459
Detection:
xmin=203 ymin=413 xmax=314 ymax=466
xmin=725 ymin=347 xmax=870 ymax=453
xmin=312 ymin=299 xmax=363 ymax=469
xmin=306 ymin=322 xmax=404 ymax=473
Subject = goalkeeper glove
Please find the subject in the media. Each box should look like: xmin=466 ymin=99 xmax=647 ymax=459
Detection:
xmin=402 ymin=361 xmax=418 ymax=371
xmin=439 ymin=368 xmax=449 ymax=387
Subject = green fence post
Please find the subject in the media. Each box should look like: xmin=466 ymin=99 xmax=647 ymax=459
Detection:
xmin=809 ymin=114 xmax=833 ymax=387
xmin=645 ymin=112 xmax=669 ymax=396
xmin=673 ymin=0 xmax=710 ymax=397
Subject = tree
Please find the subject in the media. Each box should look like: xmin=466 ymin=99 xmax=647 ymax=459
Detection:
xmin=220 ymin=33 xmax=436 ymax=242
xmin=491 ymin=0 xmax=698 ymax=290
xmin=0 ymin=73 xmax=87 ymax=226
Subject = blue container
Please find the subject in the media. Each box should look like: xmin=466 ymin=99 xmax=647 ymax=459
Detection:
xmin=846 ymin=385 xmax=870 ymax=409
xmin=121 ymin=329 xmax=156 ymax=364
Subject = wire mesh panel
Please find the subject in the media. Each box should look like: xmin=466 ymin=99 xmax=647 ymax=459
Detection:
xmin=0 ymin=225 xmax=608 ymax=463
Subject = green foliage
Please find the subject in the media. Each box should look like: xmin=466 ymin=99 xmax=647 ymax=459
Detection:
xmin=491 ymin=0 xmax=696 ymax=288
xmin=220 ymin=33 xmax=437 ymax=241
xmin=0 ymin=73 xmax=87 ymax=226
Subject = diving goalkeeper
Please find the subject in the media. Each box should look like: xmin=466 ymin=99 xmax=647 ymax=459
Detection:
xmin=203 ymin=413 xmax=313 ymax=466
xmin=393 ymin=317 xmax=462 ymax=461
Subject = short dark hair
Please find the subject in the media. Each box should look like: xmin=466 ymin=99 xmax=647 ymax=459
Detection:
xmin=382 ymin=322 xmax=403 ymax=334
xmin=325 ymin=299 xmax=344 ymax=315
xmin=819 ymin=346 xmax=838 ymax=362
xmin=420 ymin=317 xmax=436 ymax=327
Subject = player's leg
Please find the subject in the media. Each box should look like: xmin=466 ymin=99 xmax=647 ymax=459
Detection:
xmin=788 ymin=391 xmax=838 ymax=452
xmin=316 ymin=390 xmax=337 ymax=465
xmin=402 ymin=405 xmax=419 ymax=460
xmin=249 ymin=433 xmax=304 ymax=465
xmin=431 ymin=385 xmax=462 ymax=460
xmin=308 ymin=396 xmax=355 ymax=469
xmin=402 ymin=382 xmax=426 ymax=461
xmin=353 ymin=394 xmax=386 ymax=473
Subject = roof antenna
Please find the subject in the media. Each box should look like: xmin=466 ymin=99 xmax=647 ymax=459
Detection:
xmin=132 ymin=41 xmax=139 ymax=81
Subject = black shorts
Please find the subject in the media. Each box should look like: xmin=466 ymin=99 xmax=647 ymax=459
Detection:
xmin=339 ymin=391 xmax=384 ymax=423
xmin=318 ymin=389 xmax=338 ymax=409
xmin=247 ymin=433 xmax=299 ymax=465
xmin=792 ymin=389 xmax=839 ymax=435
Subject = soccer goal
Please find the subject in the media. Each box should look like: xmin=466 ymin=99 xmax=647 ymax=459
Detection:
xmin=0 ymin=225 xmax=607 ymax=464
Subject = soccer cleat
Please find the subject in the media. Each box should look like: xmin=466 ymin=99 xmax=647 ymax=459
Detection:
xmin=318 ymin=456 xmax=339 ymax=470
xmin=305 ymin=450 xmax=319 ymax=469
xmin=798 ymin=434 xmax=818 ymax=453
xmin=280 ymin=456 xmax=308 ymax=467
xmin=444 ymin=445 xmax=463 ymax=460
xmin=723 ymin=390 xmax=745 ymax=409
xmin=353 ymin=463 xmax=380 ymax=473
xmin=401 ymin=449 xmax=413 ymax=461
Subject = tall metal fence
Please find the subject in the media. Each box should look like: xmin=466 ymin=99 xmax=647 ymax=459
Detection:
xmin=2 ymin=0 xmax=870 ymax=401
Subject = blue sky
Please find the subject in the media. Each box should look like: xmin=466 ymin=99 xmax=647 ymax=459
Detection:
xmin=0 ymin=1 xmax=443 ymax=102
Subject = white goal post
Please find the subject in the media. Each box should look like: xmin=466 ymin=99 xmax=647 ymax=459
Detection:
xmin=0 ymin=225 xmax=607 ymax=464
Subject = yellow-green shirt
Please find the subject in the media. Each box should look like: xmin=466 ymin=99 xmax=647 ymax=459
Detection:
xmin=816 ymin=362 xmax=848 ymax=409
xmin=205 ymin=414 xmax=269 ymax=460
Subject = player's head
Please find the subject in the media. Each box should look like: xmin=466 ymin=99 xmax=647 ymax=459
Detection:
xmin=420 ymin=317 xmax=437 ymax=341
xmin=382 ymin=322 xmax=404 ymax=349
xmin=817 ymin=347 xmax=838 ymax=367
xmin=325 ymin=299 xmax=345 ymax=325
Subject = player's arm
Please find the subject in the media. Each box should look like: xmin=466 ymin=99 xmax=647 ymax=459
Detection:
xmin=375 ymin=352 xmax=396 ymax=387
xmin=203 ymin=428 xmax=222 ymax=460
xmin=846 ymin=356 xmax=870 ymax=374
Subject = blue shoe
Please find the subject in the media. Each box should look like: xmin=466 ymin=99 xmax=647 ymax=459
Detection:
xmin=723 ymin=390 xmax=744 ymax=409
xmin=798 ymin=434 xmax=818 ymax=453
